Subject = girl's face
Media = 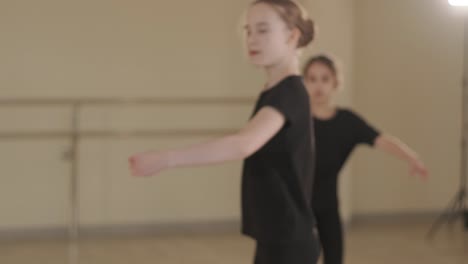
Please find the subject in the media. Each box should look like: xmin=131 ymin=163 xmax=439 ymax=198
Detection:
xmin=304 ymin=62 xmax=338 ymax=105
xmin=245 ymin=3 xmax=296 ymax=67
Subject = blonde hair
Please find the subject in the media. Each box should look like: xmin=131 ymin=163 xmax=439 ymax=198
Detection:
xmin=252 ymin=0 xmax=315 ymax=48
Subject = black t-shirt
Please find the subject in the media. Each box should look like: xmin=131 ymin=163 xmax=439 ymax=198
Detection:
xmin=312 ymin=109 xmax=380 ymax=211
xmin=241 ymin=75 xmax=316 ymax=243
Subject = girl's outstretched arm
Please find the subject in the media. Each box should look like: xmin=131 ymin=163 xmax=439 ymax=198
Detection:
xmin=129 ymin=107 xmax=285 ymax=177
xmin=375 ymin=134 xmax=429 ymax=180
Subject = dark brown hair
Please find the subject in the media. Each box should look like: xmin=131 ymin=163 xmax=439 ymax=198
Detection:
xmin=303 ymin=54 xmax=342 ymax=88
xmin=252 ymin=0 xmax=315 ymax=48
xmin=303 ymin=55 xmax=338 ymax=77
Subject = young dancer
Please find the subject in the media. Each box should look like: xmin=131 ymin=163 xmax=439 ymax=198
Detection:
xmin=303 ymin=54 xmax=429 ymax=264
xmin=129 ymin=1 xmax=320 ymax=263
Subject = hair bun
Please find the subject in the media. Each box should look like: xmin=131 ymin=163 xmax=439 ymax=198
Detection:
xmin=298 ymin=18 xmax=315 ymax=48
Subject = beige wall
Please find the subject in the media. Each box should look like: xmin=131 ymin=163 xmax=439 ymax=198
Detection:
xmin=353 ymin=0 xmax=464 ymax=215
xmin=0 ymin=0 xmax=262 ymax=99
xmin=0 ymin=0 xmax=256 ymax=229
xmin=2 ymin=0 xmax=460 ymax=231
xmin=0 ymin=0 xmax=355 ymax=229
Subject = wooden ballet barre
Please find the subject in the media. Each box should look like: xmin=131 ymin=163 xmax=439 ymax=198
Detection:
xmin=0 ymin=129 xmax=238 ymax=139
xmin=0 ymin=97 xmax=250 ymax=242
xmin=0 ymin=97 xmax=254 ymax=106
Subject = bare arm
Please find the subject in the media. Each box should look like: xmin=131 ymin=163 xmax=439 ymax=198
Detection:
xmin=374 ymin=134 xmax=429 ymax=179
xmin=129 ymin=107 xmax=285 ymax=177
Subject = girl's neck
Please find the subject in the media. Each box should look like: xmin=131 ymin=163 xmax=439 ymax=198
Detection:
xmin=263 ymin=56 xmax=300 ymax=90
xmin=311 ymin=102 xmax=337 ymax=120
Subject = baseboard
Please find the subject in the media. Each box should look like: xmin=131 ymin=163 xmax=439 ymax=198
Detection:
xmin=0 ymin=219 xmax=241 ymax=241
xmin=81 ymin=219 xmax=241 ymax=237
xmin=350 ymin=211 xmax=439 ymax=226
xmin=0 ymin=212 xmax=450 ymax=241
xmin=0 ymin=226 xmax=69 ymax=241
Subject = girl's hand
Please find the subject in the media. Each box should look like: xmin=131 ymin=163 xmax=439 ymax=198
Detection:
xmin=409 ymin=159 xmax=429 ymax=181
xmin=129 ymin=152 xmax=168 ymax=177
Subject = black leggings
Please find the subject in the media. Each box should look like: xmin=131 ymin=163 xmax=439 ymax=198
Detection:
xmin=314 ymin=208 xmax=343 ymax=264
xmin=254 ymin=236 xmax=320 ymax=264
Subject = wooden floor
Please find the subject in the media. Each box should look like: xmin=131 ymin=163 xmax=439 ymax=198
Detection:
xmin=0 ymin=219 xmax=467 ymax=264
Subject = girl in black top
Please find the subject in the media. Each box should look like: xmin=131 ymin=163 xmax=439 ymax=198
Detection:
xmin=129 ymin=1 xmax=320 ymax=263
xmin=303 ymin=55 xmax=429 ymax=264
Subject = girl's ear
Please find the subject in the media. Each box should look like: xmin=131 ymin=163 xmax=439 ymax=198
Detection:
xmin=288 ymin=27 xmax=301 ymax=47
xmin=333 ymin=78 xmax=340 ymax=90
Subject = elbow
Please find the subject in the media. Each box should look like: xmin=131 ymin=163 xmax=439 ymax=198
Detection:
xmin=375 ymin=134 xmax=391 ymax=147
xmin=231 ymin=134 xmax=258 ymax=159
xmin=239 ymin=142 xmax=257 ymax=159
xmin=380 ymin=134 xmax=402 ymax=148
